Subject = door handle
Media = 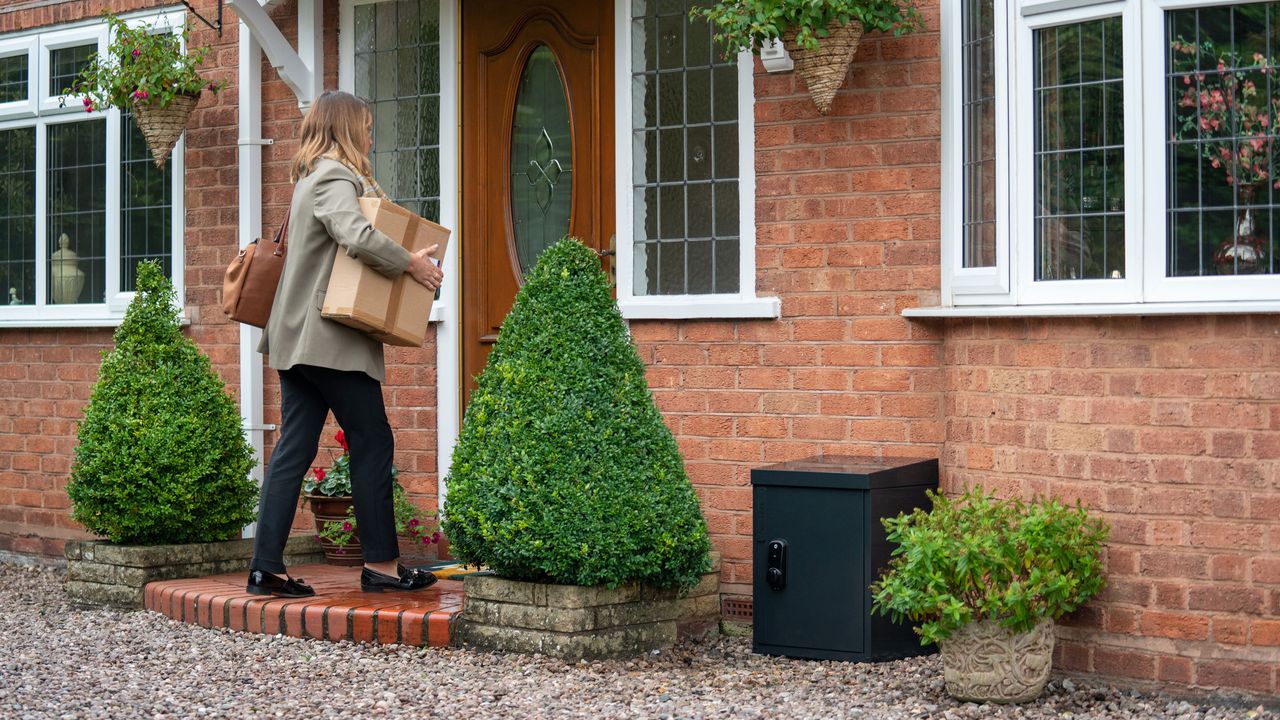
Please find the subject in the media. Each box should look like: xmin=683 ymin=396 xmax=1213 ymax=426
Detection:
xmin=595 ymin=234 xmax=617 ymax=286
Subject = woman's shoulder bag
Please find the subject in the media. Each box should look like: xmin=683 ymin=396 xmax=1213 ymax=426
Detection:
xmin=222 ymin=208 xmax=290 ymax=328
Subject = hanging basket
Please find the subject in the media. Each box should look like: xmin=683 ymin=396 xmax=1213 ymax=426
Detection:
xmin=132 ymin=93 xmax=199 ymax=168
xmin=781 ymin=19 xmax=865 ymax=116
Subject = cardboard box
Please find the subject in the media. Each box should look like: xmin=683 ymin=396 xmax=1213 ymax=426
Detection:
xmin=321 ymin=198 xmax=450 ymax=347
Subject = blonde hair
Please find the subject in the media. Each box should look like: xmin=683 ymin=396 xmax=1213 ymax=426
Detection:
xmin=290 ymin=90 xmax=375 ymax=183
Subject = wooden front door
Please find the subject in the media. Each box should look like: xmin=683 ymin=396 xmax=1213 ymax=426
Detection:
xmin=461 ymin=1 xmax=614 ymax=405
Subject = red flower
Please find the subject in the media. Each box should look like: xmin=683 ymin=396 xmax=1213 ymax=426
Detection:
xmin=335 ymin=430 xmax=348 ymax=452
xmin=342 ymin=520 xmax=353 ymax=531
xmin=313 ymin=467 xmax=326 ymax=482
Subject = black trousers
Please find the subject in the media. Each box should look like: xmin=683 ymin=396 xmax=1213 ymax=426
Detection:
xmin=250 ymin=365 xmax=398 ymax=573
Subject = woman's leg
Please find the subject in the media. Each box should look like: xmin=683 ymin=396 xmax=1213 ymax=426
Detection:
xmin=249 ymin=367 xmax=330 ymax=574
xmin=297 ymin=365 xmax=399 ymax=571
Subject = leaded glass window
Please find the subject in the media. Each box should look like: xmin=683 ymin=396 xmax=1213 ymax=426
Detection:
xmin=0 ymin=128 xmax=35 ymax=305
xmin=353 ymin=0 xmax=441 ymax=223
xmin=631 ymin=0 xmax=739 ymax=295
xmin=47 ymin=120 xmax=106 ymax=304
xmin=1034 ymin=18 xmax=1125 ymax=281
xmin=0 ymin=54 xmax=27 ymax=104
xmin=49 ymin=44 xmax=94 ymax=96
xmin=1167 ymin=2 xmax=1279 ymax=276
xmin=963 ymin=0 xmax=997 ymax=268
xmin=121 ymin=113 xmax=173 ymax=290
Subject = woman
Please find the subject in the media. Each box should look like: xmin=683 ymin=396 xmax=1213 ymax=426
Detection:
xmin=246 ymin=90 xmax=443 ymax=598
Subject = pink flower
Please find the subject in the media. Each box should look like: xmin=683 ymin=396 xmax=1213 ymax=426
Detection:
xmin=408 ymin=518 xmax=419 ymax=528
xmin=342 ymin=520 xmax=353 ymax=531
xmin=431 ymin=532 xmax=441 ymax=543
xmin=421 ymin=536 xmax=430 ymax=545
xmin=132 ymin=48 xmax=140 ymax=58
xmin=84 ymin=105 xmax=93 ymax=113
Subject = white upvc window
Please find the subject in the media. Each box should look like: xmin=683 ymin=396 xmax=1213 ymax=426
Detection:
xmin=0 ymin=11 xmax=185 ymax=327
xmin=615 ymin=0 xmax=778 ymax=319
xmin=936 ymin=0 xmax=1280 ymax=313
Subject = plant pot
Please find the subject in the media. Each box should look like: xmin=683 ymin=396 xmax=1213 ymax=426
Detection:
xmin=132 ymin=92 xmax=199 ymax=168
xmin=304 ymin=494 xmax=363 ymax=566
xmin=781 ymin=19 xmax=865 ymax=115
xmin=938 ymin=618 xmax=1055 ymax=704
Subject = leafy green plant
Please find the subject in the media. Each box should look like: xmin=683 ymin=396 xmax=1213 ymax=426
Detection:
xmin=691 ymin=0 xmax=923 ymax=56
xmin=871 ymin=487 xmax=1109 ymax=645
xmin=301 ymin=430 xmax=399 ymax=498
xmin=317 ymin=485 xmax=442 ymax=551
xmin=443 ymin=238 xmax=711 ymax=590
xmin=67 ymin=13 xmax=221 ymax=113
xmin=66 ymin=261 xmax=257 ymax=545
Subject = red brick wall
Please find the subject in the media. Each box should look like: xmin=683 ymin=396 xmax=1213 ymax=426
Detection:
xmin=942 ymin=316 xmax=1280 ymax=695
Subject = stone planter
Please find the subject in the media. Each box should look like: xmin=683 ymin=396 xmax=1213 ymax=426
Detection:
xmin=938 ymin=618 xmax=1055 ymax=704
xmin=65 ymin=535 xmax=324 ymax=610
xmin=456 ymin=554 xmax=721 ymax=660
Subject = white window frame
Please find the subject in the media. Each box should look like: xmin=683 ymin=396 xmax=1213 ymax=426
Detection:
xmin=0 ymin=37 xmax=38 ymax=118
xmin=0 ymin=10 xmax=186 ymax=327
xmin=614 ymin=0 xmax=779 ymax=319
xmin=930 ymin=0 xmax=1280 ymax=315
xmin=943 ymin=0 xmax=1013 ymax=300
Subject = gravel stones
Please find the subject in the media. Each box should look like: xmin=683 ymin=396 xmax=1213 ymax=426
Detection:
xmin=0 ymin=563 xmax=1274 ymax=720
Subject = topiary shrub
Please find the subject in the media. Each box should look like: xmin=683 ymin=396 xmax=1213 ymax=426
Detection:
xmin=66 ymin=260 xmax=257 ymax=545
xmin=443 ymin=238 xmax=711 ymax=590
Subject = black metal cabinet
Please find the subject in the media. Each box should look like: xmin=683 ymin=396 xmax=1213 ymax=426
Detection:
xmin=751 ymin=455 xmax=938 ymax=662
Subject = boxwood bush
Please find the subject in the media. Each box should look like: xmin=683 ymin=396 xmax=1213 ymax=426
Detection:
xmin=66 ymin=261 xmax=257 ymax=545
xmin=443 ymin=238 xmax=711 ymax=590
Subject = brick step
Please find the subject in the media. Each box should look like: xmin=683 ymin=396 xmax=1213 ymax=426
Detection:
xmin=145 ymin=563 xmax=464 ymax=646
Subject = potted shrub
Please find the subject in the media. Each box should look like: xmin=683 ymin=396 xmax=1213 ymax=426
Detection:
xmin=870 ymin=487 xmax=1109 ymax=703
xmin=63 ymin=262 xmax=319 ymax=608
xmin=443 ymin=238 xmax=717 ymax=659
xmin=68 ymin=13 xmax=222 ymax=167
xmin=303 ymin=430 xmax=441 ymax=565
xmin=692 ymin=0 xmax=923 ymax=114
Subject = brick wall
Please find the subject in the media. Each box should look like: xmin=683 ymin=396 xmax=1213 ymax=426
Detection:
xmin=0 ymin=0 xmax=241 ymax=556
xmin=942 ymin=315 xmax=1280 ymax=695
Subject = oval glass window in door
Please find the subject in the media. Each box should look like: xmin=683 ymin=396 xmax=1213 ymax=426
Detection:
xmin=510 ymin=45 xmax=572 ymax=277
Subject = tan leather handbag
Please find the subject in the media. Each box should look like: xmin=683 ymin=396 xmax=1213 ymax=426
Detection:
xmin=222 ymin=209 xmax=290 ymax=328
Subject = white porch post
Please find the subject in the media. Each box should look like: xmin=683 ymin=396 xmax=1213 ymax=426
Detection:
xmin=226 ymin=0 xmax=323 ymax=112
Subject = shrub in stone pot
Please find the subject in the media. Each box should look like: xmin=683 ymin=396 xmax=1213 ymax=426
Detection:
xmin=62 ymin=262 xmax=307 ymax=608
xmin=442 ymin=238 xmax=714 ymax=659
xmin=871 ymin=488 xmax=1110 ymax=704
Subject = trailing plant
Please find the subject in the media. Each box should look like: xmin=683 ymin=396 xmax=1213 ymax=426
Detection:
xmin=66 ymin=261 xmax=258 ymax=545
xmin=317 ymin=484 xmax=442 ymax=551
xmin=443 ymin=238 xmax=711 ymax=590
xmin=691 ymin=0 xmax=923 ymax=57
xmin=871 ymin=487 xmax=1109 ymax=645
xmin=67 ymin=13 xmax=222 ymax=113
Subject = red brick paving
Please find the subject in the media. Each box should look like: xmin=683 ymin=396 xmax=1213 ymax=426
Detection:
xmin=145 ymin=564 xmax=464 ymax=647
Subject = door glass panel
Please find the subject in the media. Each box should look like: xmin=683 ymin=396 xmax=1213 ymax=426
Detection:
xmin=510 ymin=45 xmax=572 ymax=277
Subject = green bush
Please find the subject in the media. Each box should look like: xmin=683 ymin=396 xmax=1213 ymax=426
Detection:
xmin=443 ymin=238 xmax=711 ymax=590
xmin=66 ymin=261 xmax=257 ymax=545
xmin=871 ymin=487 xmax=1109 ymax=645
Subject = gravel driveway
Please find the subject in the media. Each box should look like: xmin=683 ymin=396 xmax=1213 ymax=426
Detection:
xmin=0 ymin=563 xmax=1273 ymax=720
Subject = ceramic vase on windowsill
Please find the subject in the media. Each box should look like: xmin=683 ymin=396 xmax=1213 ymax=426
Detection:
xmin=50 ymin=233 xmax=85 ymax=304
xmin=1214 ymin=205 xmax=1268 ymax=275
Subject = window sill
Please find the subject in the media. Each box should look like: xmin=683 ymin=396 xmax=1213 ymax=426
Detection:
xmin=0 ymin=314 xmax=194 ymax=329
xmin=904 ymin=300 xmax=1280 ymax=319
xmin=618 ymin=296 xmax=782 ymax=320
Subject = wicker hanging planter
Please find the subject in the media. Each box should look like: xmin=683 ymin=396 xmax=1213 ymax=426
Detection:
xmin=780 ymin=19 xmax=865 ymax=115
xmin=132 ymin=93 xmax=199 ymax=168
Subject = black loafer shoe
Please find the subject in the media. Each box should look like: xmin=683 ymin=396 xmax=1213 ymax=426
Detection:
xmin=360 ymin=564 xmax=437 ymax=593
xmin=246 ymin=570 xmax=315 ymax=598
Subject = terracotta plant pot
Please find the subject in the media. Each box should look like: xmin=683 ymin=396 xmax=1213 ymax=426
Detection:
xmin=304 ymin=494 xmax=363 ymax=566
xmin=781 ymin=19 xmax=865 ymax=115
xmin=938 ymin=618 xmax=1055 ymax=703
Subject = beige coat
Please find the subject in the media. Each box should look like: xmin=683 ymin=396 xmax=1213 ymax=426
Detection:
xmin=258 ymin=158 xmax=411 ymax=382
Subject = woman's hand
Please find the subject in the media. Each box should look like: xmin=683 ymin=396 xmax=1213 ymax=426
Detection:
xmin=406 ymin=245 xmax=444 ymax=291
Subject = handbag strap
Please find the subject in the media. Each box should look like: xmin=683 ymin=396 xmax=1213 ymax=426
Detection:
xmin=271 ymin=206 xmax=292 ymax=257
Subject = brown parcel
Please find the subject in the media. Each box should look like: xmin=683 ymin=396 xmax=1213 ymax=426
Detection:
xmin=321 ymin=197 xmax=449 ymax=347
